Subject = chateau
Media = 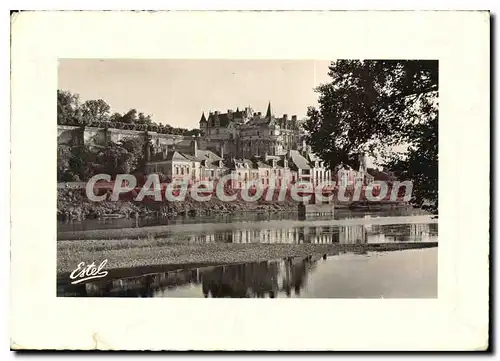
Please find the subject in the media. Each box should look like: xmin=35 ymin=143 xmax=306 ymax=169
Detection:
xmin=144 ymin=103 xmax=332 ymax=188
xmin=198 ymin=102 xmax=304 ymax=159
xmin=57 ymin=102 xmax=334 ymax=188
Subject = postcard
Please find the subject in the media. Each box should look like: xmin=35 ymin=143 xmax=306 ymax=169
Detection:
xmin=10 ymin=11 xmax=490 ymax=351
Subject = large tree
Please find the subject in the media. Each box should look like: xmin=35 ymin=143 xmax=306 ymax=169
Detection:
xmin=303 ymin=60 xmax=438 ymax=212
xmin=57 ymin=90 xmax=83 ymax=125
xmin=81 ymin=99 xmax=111 ymax=125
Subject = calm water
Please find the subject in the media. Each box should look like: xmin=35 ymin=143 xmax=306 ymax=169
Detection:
xmin=180 ymin=222 xmax=438 ymax=245
xmin=57 ymin=208 xmax=430 ymax=233
xmin=58 ymin=248 xmax=437 ymax=298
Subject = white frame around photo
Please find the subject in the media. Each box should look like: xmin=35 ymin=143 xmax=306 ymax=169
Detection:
xmin=10 ymin=11 xmax=489 ymax=351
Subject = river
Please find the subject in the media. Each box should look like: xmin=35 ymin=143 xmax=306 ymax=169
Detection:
xmin=58 ymin=248 xmax=437 ymax=298
xmin=57 ymin=208 xmax=438 ymax=298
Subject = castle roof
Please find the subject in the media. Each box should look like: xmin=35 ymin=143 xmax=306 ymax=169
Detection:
xmin=265 ymin=101 xmax=272 ymax=118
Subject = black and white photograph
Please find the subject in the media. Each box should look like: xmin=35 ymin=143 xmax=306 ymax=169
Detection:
xmin=9 ymin=11 xmax=489 ymax=351
xmin=56 ymin=59 xmax=439 ymax=298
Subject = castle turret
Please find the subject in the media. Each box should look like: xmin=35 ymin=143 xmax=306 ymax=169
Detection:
xmin=199 ymin=112 xmax=208 ymax=134
xmin=266 ymin=101 xmax=272 ymax=119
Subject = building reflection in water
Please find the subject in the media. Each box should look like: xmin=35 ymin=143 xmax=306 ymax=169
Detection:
xmin=57 ymin=223 xmax=438 ymax=298
xmin=60 ymin=255 xmax=333 ymax=298
xmin=189 ymin=223 xmax=437 ymax=245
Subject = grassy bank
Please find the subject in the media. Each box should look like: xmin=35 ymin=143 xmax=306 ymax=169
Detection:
xmin=57 ymin=237 xmax=437 ymax=275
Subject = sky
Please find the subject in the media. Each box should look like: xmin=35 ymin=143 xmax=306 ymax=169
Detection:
xmin=58 ymin=59 xmax=333 ymax=129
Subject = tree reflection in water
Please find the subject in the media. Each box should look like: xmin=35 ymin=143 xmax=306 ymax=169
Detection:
xmin=59 ymin=253 xmax=342 ymax=298
xmin=197 ymin=257 xmax=320 ymax=298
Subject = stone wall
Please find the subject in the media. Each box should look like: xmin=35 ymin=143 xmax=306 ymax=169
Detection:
xmin=57 ymin=125 xmax=189 ymax=149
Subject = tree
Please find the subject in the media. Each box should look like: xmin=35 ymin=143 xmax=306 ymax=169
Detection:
xmin=57 ymin=144 xmax=72 ymax=181
xmin=96 ymin=142 xmax=138 ymax=178
xmin=57 ymin=90 xmax=82 ymax=125
xmin=121 ymin=109 xmax=138 ymax=124
xmin=303 ymin=60 xmax=438 ymax=212
xmin=120 ymin=136 xmax=148 ymax=172
xmin=81 ymin=99 xmax=111 ymax=125
xmin=68 ymin=144 xmax=97 ymax=181
xmin=184 ymin=129 xmax=202 ymax=137
xmin=137 ymin=112 xmax=153 ymax=125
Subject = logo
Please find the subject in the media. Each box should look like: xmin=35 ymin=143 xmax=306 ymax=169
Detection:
xmin=69 ymin=260 xmax=109 ymax=284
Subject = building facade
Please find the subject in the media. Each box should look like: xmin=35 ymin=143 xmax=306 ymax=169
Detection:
xmin=198 ymin=102 xmax=304 ymax=159
xmin=143 ymin=102 xmax=333 ymax=188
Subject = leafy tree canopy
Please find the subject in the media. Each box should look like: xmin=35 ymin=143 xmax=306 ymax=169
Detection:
xmin=57 ymin=90 xmax=199 ymax=136
xmin=303 ymin=60 xmax=438 ymax=211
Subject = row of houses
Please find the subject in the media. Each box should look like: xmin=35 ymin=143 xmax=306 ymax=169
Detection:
xmin=144 ymin=138 xmax=333 ymax=188
xmin=144 ymin=138 xmax=396 ymax=189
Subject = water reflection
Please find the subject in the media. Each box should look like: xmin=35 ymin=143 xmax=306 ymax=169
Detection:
xmin=57 ymin=208 xmax=430 ymax=233
xmin=189 ymin=223 xmax=438 ymax=245
xmin=58 ymin=248 xmax=437 ymax=298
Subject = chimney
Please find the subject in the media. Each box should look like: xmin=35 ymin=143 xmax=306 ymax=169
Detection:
xmin=227 ymin=109 xmax=232 ymax=114
xmin=214 ymin=111 xmax=220 ymax=115
xmin=257 ymin=112 xmax=262 ymax=116
xmin=358 ymin=153 xmax=367 ymax=173
xmin=283 ymin=114 xmax=288 ymax=121
xmin=162 ymin=146 xmax=168 ymax=160
xmin=292 ymin=115 xmax=297 ymax=122
xmin=192 ymin=136 xmax=198 ymax=157
xmin=220 ymin=142 xmax=224 ymax=158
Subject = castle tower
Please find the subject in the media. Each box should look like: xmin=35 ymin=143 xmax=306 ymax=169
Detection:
xmin=265 ymin=101 xmax=272 ymax=119
xmin=199 ymin=112 xmax=207 ymax=134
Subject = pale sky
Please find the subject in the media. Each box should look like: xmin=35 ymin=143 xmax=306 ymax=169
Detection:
xmin=58 ymin=59 xmax=333 ymax=129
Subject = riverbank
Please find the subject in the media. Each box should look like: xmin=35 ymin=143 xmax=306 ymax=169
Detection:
xmin=57 ymin=188 xmax=412 ymax=221
xmin=57 ymin=188 xmax=299 ymax=221
xmin=57 ymin=239 xmax=437 ymax=275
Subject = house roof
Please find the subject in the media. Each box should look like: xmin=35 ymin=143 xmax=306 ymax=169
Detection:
xmin=254 ymin=160 xmax=271 ymax=168
xmin=149 ymin=150 xmax=190 ymax=163
xmin=288 ymin=150 xmax=311 ymax=169
xmin=197 ymin=149 xmax=222 ymax=161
